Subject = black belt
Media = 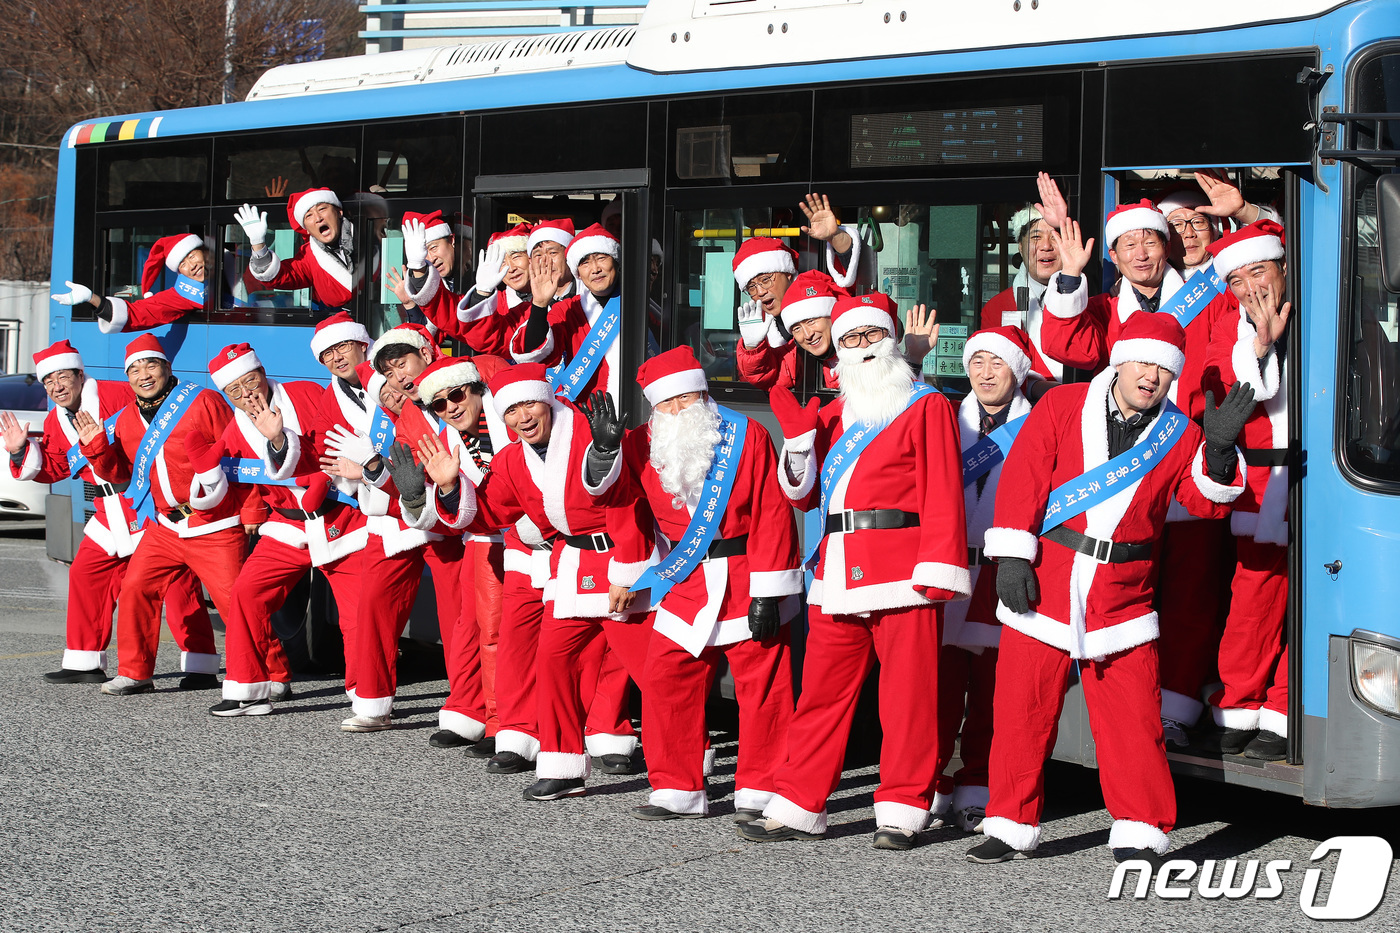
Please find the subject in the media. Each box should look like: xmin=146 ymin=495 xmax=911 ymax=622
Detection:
xmin=274 ymin=503 xmax=336 ymax=521
xmin=528 ymin=541 xmax=553 ymax=552
xmin=164 ymin=502 xmax=195 ymax=522
xmin=1042 ymin=525 xmax=1152 ymax=563
xmin=562 ymin=532 xmax=614 ymax=551
xmin=87 ymin=480 xmax=129 ymax=498
xmin=967 ymin=546 xmax=996 ymax=566
xmin=1241 ymin=447 xmax=1289 ymax=468
xmin=662 ymin=533 xmax=749 ymax=560
xmin=823 ymin=509 xmax=920 ymax=536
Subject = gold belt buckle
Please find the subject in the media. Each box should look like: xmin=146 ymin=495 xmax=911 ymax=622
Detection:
xmin=173 ymin=502 xmax=194 ymax=520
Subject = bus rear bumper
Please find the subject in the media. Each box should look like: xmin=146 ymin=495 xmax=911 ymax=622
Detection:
xmin=1302 ymin=633 xmax=1400 ymax=808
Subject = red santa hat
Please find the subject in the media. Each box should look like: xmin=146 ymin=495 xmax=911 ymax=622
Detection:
xmin=489 ymin=363 xmax=553 ymax=418
xmin=1207 ymin=219 xmax=1285 ymax=279
xmin=566 ymin=223 xmax=620 ymax=277
xmin=489 ymin=222 xmax=531 ymax=255
xmin=142 ymin=233 xmax=206 ymax=297
xmin=209 ymin=343 xmax=263 ymax=390
xmin=404 ymin=209 xmax=453 ymax=243
xmin=637 ymin=345 xmax=707 ymax=406
xmin=356 ymin=361 xmax=389 ymax=405
xmin=830 ymin=292 xmax=900 ymax=344
xmin=34 ymin=339 xmax=83 ymax=381
xmin=309 ymin=310 xmax=371 ymax=359
xmin=416 ymin=356 xmax=485 ymax=404
xmin=1109 ymin=311 xmax=1187 ymax=376
xmin=527 ymin=218 xmax=576 ymax=254
xmin=963 ymin=326 xmax=1033 ymax=386
xmin=124 ymin=334 xmax=168 ymax=370
xmin=370 ymin=323 xmax=438 ymax=368
xmin=778 ymin=270 xmax=844 ymax=333
xmin=732 ymin=237 xmax=798 ymax=291
xmin=287 ymin=187 xmax=342 ymax=235
xmin=1105 ymin=199 xmax=1170 ymax=248
xmin=1155 ymin=185 xmax=1210 ymax=216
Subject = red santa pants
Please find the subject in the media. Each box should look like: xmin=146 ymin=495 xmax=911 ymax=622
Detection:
xmin=425 ymin=535 xmax=487 ymax=739
xmin=763 ymin=603 xmax=943 ymax=836
xmin=534 ymin=608 xmax=651 ymax=780
xmin=1157 ymin=519 xmax=1231 ymax=725
xmin=115 ymin=523 xmax=244 ymax=681
xmin=458 ymin=539 xmax=504 ymax=735
xmin=1211 ymin=538 xmax=1289 ymax=735
xmin=935 ymin=643 xmax=998 ymax=813
xmin=984 ymin=627 xmax=1175 ymax=855
xmin=643 ymin=627 xmax=793 ymax=815
xmin=63 ymin=534 xmax=212 ymax=673
xmin=222 ymin=535 xmax=363 ymax=701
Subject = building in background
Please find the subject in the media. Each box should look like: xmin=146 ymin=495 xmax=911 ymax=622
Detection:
xmin=362 ymin=0 xmax=647 ymax=53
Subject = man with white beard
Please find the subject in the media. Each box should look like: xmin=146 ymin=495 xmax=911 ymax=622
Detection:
xmin=739 ymin=292 xmax=969 ymax=851
xmin=584 ymin=346 xmax=802 ymax=821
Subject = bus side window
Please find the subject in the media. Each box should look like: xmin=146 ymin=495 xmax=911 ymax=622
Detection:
xmin=221 ymin=210 xmax=310 ymax=314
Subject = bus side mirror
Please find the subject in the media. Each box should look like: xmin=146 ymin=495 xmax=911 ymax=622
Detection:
xmin=1379 ymin=174 xmax=1400 ymax=293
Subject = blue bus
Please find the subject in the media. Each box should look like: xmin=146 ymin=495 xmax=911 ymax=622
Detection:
xmin=45 ymin=0 xmax=1400 ymax=805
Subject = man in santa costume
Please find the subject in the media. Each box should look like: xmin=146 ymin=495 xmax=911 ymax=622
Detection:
xmin=966 ymin=312 xmax=1252 ymax=867
xmin=51 ymin=233 xmax=209 ymax=335
xmin=977 ymin=206 xmax=1064 ymax=385
xmin=77 ymin=334 xmax=259 ymax=695
xmin=204 ymin=343 xmax=368 ymax=717
xmin=583 ymin=346 xmax=802 ymax=821
xmin=416 ymin=363 xmax=653 ymax=800
xmin=1 ymin=340 xmax=212 ymax=684
xmin=238 ymin=187 xmax=365 ymax=309
xmin=398 ymin=210 xmax=466 ymax=340
xmin=1201 ymin=220 xmax=1293 ymax=762
xmin=737 ymin=268 xmax=843 ymax=392
xmin=1159 ymin=171 xmax=1281 ymax=277
xmin=309 ymin=311 xmax=375 ymax=444
xmin=932 ymin=326 xmax=1037 ymax=834
xmin=740 ymin=292 xmax=970 ymax=851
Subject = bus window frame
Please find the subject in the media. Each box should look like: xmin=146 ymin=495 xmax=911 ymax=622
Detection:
xmin=85 ymin=207 xmax=216 ymax=324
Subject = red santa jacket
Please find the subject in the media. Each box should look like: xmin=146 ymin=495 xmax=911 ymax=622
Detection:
xmin=983 ymin=369 xmax=1245 ymax=661
xmin=245 ymin=240 xmax=366 ymax=309
xmin=979 ymin=277 xmax=1060 ymax=382
xmin=779 ymin=386 xmax=970 ymax=615
xmin=616 ymin=410 xmax=802 ymax=656
xmin=435 ymin=398 xmax=651 ymax=620
xmin=455 ymin=286 xmax=536 ymax=356
xmin=83 ymin=385 xmax=256 ymax=538
xmin=736 ymin=339 xmax=839 ymax=392
xmin=1203 ymin=303 xmax=1289 ymax=545
xmin=99 ymin=288 xmax=201 ymax=335
xmin=12 ymin=377 xmax=146 ymax=557
xmin=405 ymin=264 xmax=469 ymax=343
xmin=510 ymin=289 xmax=622 ymax=402
xmin=219 ymin=379 xmax=367 ymax=566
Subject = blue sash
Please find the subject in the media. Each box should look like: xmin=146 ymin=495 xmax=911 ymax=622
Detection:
xmin=1040 ymin=402 xmax=1188 ymax=534
xmin=550 ymin=294 xmax=620 ymax=402
xmin=1161 ymin=266 xmax=1225 ymax=329
xmin=630 ymin=407 xmax=748 ymax=603
xmin=368 ymin=406 xmax=396 ymax=454
xmin=66 ymin=414 xmax=121 ymax=523
xmin=129 ymin=382 xmax=204 ymax=524
xmin=220 ymin=457 xmax=357 ymax=508
xmin=173 ymin=275 xmax=205 ymax=305
xmin=806 ymin=383 xmax=935 ymax=565
xmin=962 ymin=415 xmax=1027 ymax=488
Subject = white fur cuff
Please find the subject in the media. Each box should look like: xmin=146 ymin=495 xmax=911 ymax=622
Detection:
xmin=873 ymin=800 xmax=932 ymax=833
xmin=1257 ymin=706 xmax=1288 ymax=738
xmin=536 ymin=751 xmax=591 ymax=779
xmin=583 ymin=732 xmax=638 ymax=758
xmin=912 ymin=561 xmax=972 ymax=598
xmin=983 ymin=526 xmax=1039 ymax=561
xmin=982 ymin=815 xmax=1041 ymax=851
xmin=1043 ymin=274 xmax=1088 ymax=319
xmin=608 ymin=557 xmax=651 ymax=588
xmin=1211 ymin=704 xmax=1261 ymax=730
xmin=763 ymin=795 xmax=828 ymax=836
xmin=188 ymin=468 xmax=228 ymax=509
xmin=1107 ymin=819 xmax=1170 ymax=856
xmin=100 ymin=297 xmax=129 ymax=334
xmin=749 ymin=568 xmax=804 ymax=598
xmin=1191 ymin=444 xmax=1245 ymax=504
xmin=437 ymin=708 xmax=487 ymax=742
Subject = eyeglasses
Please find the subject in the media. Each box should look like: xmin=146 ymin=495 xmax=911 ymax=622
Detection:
xmin=41 ymin=370 xmax=79 ymax=389
xmin=430 ymin=385 xmax=475 ymax=414
xmin=838 ymin=327 xmax=889 ymax=349
xmin=320 ymin=339 xmax=361 ymax=361
xmin=1168 ymin=217 xmax=1213 ymax=233
xmin=745 ymin=272 xmax=783 ymax=298
xmin=225 ymin=373 xmax=262 ymax=400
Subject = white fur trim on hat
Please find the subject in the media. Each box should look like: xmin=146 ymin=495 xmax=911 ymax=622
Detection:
xmin=491 ymin=378 xmax=553 ymax=418
xmin=495 ymin=235 xmax=528 ymax=255
xmin=733 ymin=249 xmax=797 ymax=291
xmin=642 ymin=369 xmax=708 ymax=406
xmin=211 ymin=349 xmax=263 ymax=390
xmin=293 ymin=190 xmax=342 ymax=228
xmin=371 ymin=328 xmax=429 ymax=363
xmin=35 ymin=352 xmax=82 ymax=381
xmin=566 ymin=234 xmax=620 ymax=277
xmin=779 ymin=296 xmax=836 ymax=333
xmin=1105 ymin=208 xmax=1169 ymax=249
xmin=1157 ymin=190 xmax=1209 ymax=215
xmin=418 ymin=360 xmax=484 ymax=404
xmin=1010 ymin=206 xmax=1043 ymax=241
xmin=1110 ymin=337 xmax=1185 ymax=377
xmin=830 ymin=306 xmax=895 ymax=342
xmin=124 ymin=348 xmax=168 ymax=369
xmin=165 ymin=234 xmax=204 ymax=272
xmin=310 ymin=320 xmax=371 ymax=358
xmin=424 ymin=221 xmax=453 ymax=242
xmin=366 ymin=369 xmax=389 ymax=404
xmin=963 ymin=332 xmax=1032 ymax=386
xmin=528 ymin=226 xmax=573 ymax=254
xmin=1211 ymin=235 xmax=1284 ymax=279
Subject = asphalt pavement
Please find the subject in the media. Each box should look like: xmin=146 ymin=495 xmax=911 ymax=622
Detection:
xmin=1 ymin=523 xmax=1398 ymax=933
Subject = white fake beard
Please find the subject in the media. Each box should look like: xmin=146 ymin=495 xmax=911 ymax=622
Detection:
xmin=649 ymin=399 xmax=722 ymax=509
xmin=835 ymin=336 xmax=916 ymax=427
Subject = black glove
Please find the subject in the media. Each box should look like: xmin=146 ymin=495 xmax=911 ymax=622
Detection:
xmin=384 ymin=441 xmax=426 ymax=507
xmin=996 ymin=557 xmax=1039 ymax=615
xmin=747 ymin=596 xmax=781 ymax=641
xmin=587 ymin=390 xmax=626 ymax=454
xmin=1203 ymin=382 xmax=1256 ymax=452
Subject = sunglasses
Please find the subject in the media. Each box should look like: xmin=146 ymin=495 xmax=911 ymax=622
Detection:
xmin=430 ymin=385 xmax=473 ymax=414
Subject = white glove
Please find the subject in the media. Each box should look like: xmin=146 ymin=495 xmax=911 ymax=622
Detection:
xmin=51 ymin=281 xmax=93 ymax=306
xmin=736 ymin=299 xmax=772 ymax=349
xmin=235 ymin=204 xmax=268 ymax=249
xmin=324 ymin=424 xmax=376 ymax=465
xmin=402 ymin=218 xmax=428 ymax=269
xmin=475 ymin=241 xmax=507 ymax=294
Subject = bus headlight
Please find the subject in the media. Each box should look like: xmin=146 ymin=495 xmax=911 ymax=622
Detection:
xmin=1351 ymin=640 xmax=1400 ymax=716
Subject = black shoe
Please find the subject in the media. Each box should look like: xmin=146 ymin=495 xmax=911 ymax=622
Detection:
xmin=966 ymin=837 xmax=1022 ymax=863
xmin=1212 ymin=727 xmax=1258 ymax=755
xmin=42 ymin=668 xmax=108 ymax=684
xmin=633 ymin=804 xmax=705 ymax=821
xmin=486 ymin=751 xmax=535 ymax=774
xmin=872 ymin=827 xmax=918 ymax=850
xmin=523 ymin=778 xmax=586 ymax=801
xmin=596 ymin=753 xmax=638 ymax=775
xmin=736 ymin=818 xmax=823 ymax=843
xmin=178 ymin=673 xmax=220 ymax=691
xmin=1242 ymin=730 xmax=1287 ymax=761
xmin=429 ymin=730 xmax=474 ymax=749
xmin=464 ymin=736 xmax=496 ymax=759
xmin=209 ymin=697 xmax=272 ymax=717
xmin=1113 ymin=847 xmax=1166 ymax=871
xmin=732 ymin=808 xmax=764 ymax=824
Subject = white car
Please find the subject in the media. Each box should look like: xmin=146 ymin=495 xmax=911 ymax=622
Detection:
xmin=0 ymin=373 xmax=50 ymax=519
